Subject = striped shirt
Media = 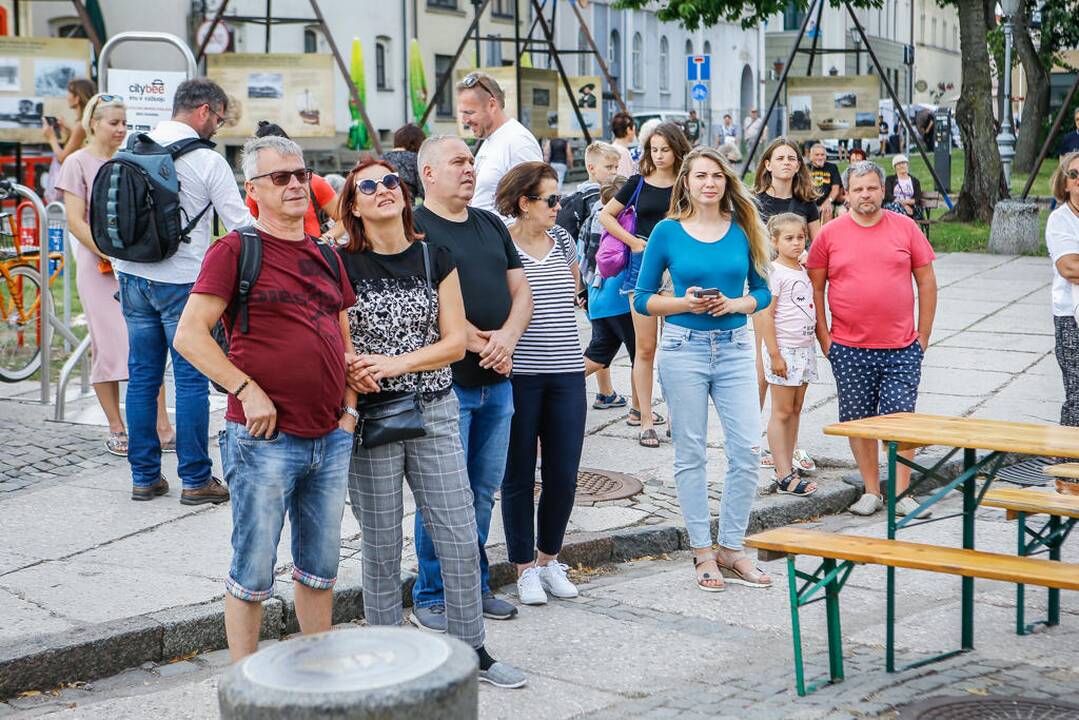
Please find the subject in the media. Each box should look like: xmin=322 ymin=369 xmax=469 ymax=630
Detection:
xmin=512 ymin=225 xmax=585 ymax=374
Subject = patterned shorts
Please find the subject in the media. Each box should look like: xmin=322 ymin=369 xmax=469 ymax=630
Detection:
xmin=829 ymin=340 xmax=923 ymax=422
xmin=762 ymin=344 xmax=818 ymax=387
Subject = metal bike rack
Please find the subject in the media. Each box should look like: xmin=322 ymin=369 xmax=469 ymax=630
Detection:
xmin=48 ymin=200 xmax=92 ymax=420
xmin=99 ymin=32 xmax=198 ymax=82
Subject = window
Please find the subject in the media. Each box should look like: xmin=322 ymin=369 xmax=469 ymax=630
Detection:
xmin=659 ymin=36 xmax=670 ymax=91
xmin=608 ymin=29 xmax=621 ymax=82
xmin=491 ymin=0 xmax=513 ymax=18
xmin=578 ymin=28 xmax=590 ymax=75
xmin=953 ymin=25 xmax=959 ymax=51
xmin=632 ymin=32 xmax=643 ymax=89
xmin=685 ymin=38 xmax=693 ymax=57
xmin=486 ymin=34 xmax=502 ymax=66
xmin=428 ymin=0 xmax=457 ymax=9
xmin=703 ymin=40 xmax=712 ymax=57
xmin=941 ymin=22 xmax=947 ymax=49
xmin=783 ymin=0 xmax=806 ymax=31
xmin=376 ymin=37 xmax=390 ymax=90
xmin=435 ymin=54 xmax=454 ymax=117
xmin=919 ymin=13 xmax=925 ymax=43
xmin=304 ymin=28 xmax=319 ymax=53
xmin=50 ymin=17 xmax=87 ymax=38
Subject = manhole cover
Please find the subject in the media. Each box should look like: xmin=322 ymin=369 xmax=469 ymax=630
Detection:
xmin=899 ymin=696 xmax=1079 ymax=719
xmin=530 ymin=468 xmax=643 ymax=505
xmin=996 ymin=456 xmax=1056 ymax=487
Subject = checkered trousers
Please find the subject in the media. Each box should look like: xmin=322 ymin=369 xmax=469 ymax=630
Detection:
xmin=347 ymin=392 xmax=485 ymax=649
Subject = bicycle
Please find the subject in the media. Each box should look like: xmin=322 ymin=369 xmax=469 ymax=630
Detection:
xmin=0 ymin=204 xmax=65 ymax=382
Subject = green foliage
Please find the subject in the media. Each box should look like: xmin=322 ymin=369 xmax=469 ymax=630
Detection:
xmin=612 ymin=0 xmax=881 ymax=30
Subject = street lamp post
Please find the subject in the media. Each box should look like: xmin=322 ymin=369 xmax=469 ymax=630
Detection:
xmin=998 ymin=0 xmax=1022 ymax=187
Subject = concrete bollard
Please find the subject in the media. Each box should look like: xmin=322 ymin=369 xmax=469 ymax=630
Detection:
xmin=218 ymin=627 xmax=478 ymax=720
xmin=988 ymin=199 xmax=1041 ymax=254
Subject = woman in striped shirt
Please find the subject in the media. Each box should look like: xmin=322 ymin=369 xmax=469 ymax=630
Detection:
xmin=495 ymin=161 xmax=586 ymax=606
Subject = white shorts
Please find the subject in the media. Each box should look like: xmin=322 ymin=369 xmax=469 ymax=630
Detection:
xmin=763 ymin=344 xmax=818 ymax=387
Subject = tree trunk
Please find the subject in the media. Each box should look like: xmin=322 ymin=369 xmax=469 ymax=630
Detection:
xmin=947 ymin=0 xmax=1007 ymax=222
xmin=1013 ymin=0 xmax=1049 ymax=175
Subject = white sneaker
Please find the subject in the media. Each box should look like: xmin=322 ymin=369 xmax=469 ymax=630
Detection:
xmin=849 ymin=492 xmax=883 ymax=516
xmin=538 ymin=561 xmax=579 ymax=599
xmin=516 ymin=566 xmax=547 ymax=605
xmin=895 ymin=496 xmax=933 ymax=518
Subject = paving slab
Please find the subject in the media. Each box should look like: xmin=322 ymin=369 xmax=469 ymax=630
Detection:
xmin=0 ymin=588 xmax=77 ymax=642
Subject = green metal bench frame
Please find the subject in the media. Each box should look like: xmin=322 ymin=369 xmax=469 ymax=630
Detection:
xmin=1015 ymin=511 xmax=1075 ymax=635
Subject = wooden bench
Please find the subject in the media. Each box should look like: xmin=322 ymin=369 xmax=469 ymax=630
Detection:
xmin=915 ymin=190 xmax=944 ymax=239
xmin=745 ymin=527 xmax=1079 ymax=696
xmin=983 ymin=485 xmax=1079 ymax=635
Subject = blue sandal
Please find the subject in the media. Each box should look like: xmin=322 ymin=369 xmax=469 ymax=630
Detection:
xmin=593 ymin=392 xmax=628 ymax=409
xmin=776 ymin=470 xmax=817 ymax=497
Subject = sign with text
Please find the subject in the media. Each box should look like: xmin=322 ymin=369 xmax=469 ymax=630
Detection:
xmin=106 ymin=69 xmax=188 ymax=134
xmin=209 ymin=53 xmax=335 ymax=138
xmin=786 ymin=75 xmax=881 ymax=141
xmin=0 ymin=37 xmax=91 ymax=144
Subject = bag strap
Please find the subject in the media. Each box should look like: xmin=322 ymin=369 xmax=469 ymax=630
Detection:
xmin=169 ymin=138 xmax=217 ymax=242
xmin=420 ymin=241 xmax=435 ymax=339
xmin=315 ymin=240 xmax=341 ymax=284
xmin=230 ymin=226 xmax=263 ymax=334
xmin=627 ymin=176 xmax=646 ymax=209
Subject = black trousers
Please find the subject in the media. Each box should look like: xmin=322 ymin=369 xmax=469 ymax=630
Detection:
xmin=1055 ymin=315 xmax=1079 ymax=427
xmin=500 ymin=371 xmax=586 ymax=564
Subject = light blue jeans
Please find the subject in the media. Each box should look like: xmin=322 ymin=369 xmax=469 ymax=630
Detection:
xmin=657 ymin=324 xmax=760 ymax=550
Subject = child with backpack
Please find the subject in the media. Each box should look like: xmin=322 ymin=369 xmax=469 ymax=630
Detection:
xmin=581 ymin=175 xmax=638 ymax=413
xmin=556 ymin=141 xmax=620 ymax=244
xmin=756 ymin=213 xmax=819 ymax=497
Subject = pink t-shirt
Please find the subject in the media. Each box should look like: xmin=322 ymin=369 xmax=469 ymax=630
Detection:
xmin=769 ymin=261 xmax=816 ymax=348
xmin=806 ymin=211 xmax=935 ymax=349
xmin=54 ymin=148 xmax=108 ymax=267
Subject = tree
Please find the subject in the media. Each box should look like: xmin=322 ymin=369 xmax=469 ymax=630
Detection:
xmin=615 ymin=0 xmax=1003 ymax=222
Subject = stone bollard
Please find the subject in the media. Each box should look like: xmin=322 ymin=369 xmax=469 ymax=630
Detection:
xmin=218 ymin=627 xmax=478 ymax=720
xmin=988 ymin=199 xmax=1040 ymax=254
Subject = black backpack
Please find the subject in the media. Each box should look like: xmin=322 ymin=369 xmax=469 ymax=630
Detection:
xmin=555 ymin=185 xmax=600 ymax=241
xmin=209 ymin=226 xmax=342 ymax=393
xmin=90 ymin=133 xmax=216 ymax=263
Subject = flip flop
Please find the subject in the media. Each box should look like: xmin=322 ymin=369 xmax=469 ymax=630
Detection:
xmin=693 ymin=556 xmax=725 ymax=593
xmin=639 ymin=428 xmax=660 ymax=448
xmin=105 ymin=432 xmax=128 ymax=457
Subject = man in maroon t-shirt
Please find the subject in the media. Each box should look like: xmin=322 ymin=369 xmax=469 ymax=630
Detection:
xmin=174 ymin=136 xmax=360 ymax=661
xmin=807 ymin=161 xmax=937 ymax=518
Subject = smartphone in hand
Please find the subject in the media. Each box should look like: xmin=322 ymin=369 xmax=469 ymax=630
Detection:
xmin=693 ymin=288 xmax=720 ymax=298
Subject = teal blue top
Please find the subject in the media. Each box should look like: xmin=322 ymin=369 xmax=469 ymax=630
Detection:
xmin=632 ymin=218 xmax=771 ymax=330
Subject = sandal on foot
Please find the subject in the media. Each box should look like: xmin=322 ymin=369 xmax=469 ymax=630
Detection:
xmin=106 ymin=432 xmax=128 ymax=457
xmin=792 ymin=448 xmax=816 ymax=473
xmin=759 ymin=450 xmax=775 ymax=469
xmin=638 ymin=428 xmax=660 ymax=448
xmin=160 ymin=438 xmax=176 ymax=453
xmin=627 ymin=408 xmax=667 ymax=427
xmin=715 ymin=549 xmax=773 ymax=588
xmin=776 ymin=470 xmax=817 ymax=497
xmin=593 ymin=392 xmax=628 ymax=409
xmin=693 ymin=556 xmax=725 ymax=593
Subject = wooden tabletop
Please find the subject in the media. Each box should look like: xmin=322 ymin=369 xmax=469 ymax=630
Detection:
xmin=1046 ymin=463 xmax=1079 ymax=480
xmin=823 ymin=413 xmax=1079 ymax=458
xmin=982 ymin=487 xmax=1079 ymax=519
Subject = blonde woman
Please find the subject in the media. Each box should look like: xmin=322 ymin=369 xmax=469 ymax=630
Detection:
xmin=633 ymin=146 xmax=773 ymax=592
xmin=55 ymin=94 xmax=174 ymax=457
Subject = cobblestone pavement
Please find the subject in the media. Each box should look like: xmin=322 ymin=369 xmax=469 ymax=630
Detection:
xmin=4 ymin=496 xmax=1077 ymax=719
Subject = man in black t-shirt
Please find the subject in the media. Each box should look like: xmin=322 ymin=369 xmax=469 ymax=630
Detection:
xmin=408 ymin=136 xmax=533 ymax=631
xmin=808 ymin=143 xmax=842 ymax=223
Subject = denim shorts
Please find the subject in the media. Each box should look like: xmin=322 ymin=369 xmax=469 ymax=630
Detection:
xmin=829 ymin=341 xmax=923 ymax=423
xmin=220 ymin=421 xmax=353 ymax=602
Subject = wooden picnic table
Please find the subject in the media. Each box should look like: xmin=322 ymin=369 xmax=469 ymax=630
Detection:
xmin=823 ymin=412 xmax=1079 ymax=671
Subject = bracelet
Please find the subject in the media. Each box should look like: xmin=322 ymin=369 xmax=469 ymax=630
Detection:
xmin=233 ymin=378 xmax=252 ymax=398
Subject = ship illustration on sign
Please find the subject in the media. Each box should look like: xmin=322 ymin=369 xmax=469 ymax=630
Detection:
xmin=817 ymin=118 xmax=851 ymax=131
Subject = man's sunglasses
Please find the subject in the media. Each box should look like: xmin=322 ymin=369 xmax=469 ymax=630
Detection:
xmin=527 ymin=193 xmax=562 ymax=209
xmin=460 ymin=73 xmax=497 ymax=100
xmin=250 ymin=168 xmax=313 ymax=186
xmin=1066 ymin=169 xmax=1079 ymax=180
xmin=357 ymin=173 xmax=401 ymax=195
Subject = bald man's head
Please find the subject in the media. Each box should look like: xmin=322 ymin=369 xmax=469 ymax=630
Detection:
xmin=417 ymin=135 xmax=476 ymax=210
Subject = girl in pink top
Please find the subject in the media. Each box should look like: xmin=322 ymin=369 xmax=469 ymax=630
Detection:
xmin=56 ymin=94 xmax=175 ymax=457
xmin=756 ymin=213 xmax=818 ymax=496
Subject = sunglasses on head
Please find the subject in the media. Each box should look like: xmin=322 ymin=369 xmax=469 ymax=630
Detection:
xmin=357 ymin=173 xmax=401 ymax=195
xmin=1066 ymin=169 xmax=1079 ymax=180
xmin=250 ymin=168 xmax=313 ymax=186
xmin=527 ymin=193 xmax=561 ymax=209
xmin=460 ymin=73 xmax=497 ymax=100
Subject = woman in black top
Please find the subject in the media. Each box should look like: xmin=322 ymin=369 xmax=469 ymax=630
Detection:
xmin=751 ymin=137 xmax=821 ymax=476
xmin=335 ymin=157 xmax=525 ymax=687
xmin=544 ymin=137 xmax=573 ymax=191
xmin=598 ymin=121 xmax=691 ymax=448
xmin=382 ymin=123 xmax=426 ymax=201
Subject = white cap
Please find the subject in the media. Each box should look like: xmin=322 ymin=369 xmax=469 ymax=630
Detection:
xmin=892 ymin=154 xmax=909 ymax=167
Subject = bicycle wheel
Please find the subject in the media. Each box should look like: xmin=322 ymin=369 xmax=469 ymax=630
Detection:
xmin=0 ymin=264 xmax=43 ymax=382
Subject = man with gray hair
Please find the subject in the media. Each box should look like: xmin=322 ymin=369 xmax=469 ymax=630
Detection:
xmin=807 ymin=161 xmax=938 ymax=518
xmin=174 ymin=136 xmax=357 ymax=660
xmin=113 ymin=78 xmax=252 ymax=505
xmin=456 ymin=72 xmax=542 ymax=215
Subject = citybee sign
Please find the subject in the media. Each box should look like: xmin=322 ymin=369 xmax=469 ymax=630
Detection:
xmin=107 ymin=69 xmax=188 ymax=133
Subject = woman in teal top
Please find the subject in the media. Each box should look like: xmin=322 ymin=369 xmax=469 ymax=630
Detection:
xmin=633 ymin=146 xmax=774 ymax=593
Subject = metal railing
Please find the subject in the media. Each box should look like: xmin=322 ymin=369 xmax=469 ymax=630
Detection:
xmin=50 ymin=200 xmax=91 ymax=420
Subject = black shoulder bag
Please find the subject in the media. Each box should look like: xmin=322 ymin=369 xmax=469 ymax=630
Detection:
xmin=356 ymin=242 xmax=434 ymax=449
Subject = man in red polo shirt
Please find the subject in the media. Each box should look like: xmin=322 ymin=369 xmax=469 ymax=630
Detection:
xmin=807 ymin=160 xmax=938 ymax=517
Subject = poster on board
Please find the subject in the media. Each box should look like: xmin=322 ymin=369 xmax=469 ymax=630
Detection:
xmin=557 ymin=75 xmax=601 ymax=138
xmin=106 ymin=69 xmax=189 ymax=134
xmin=208 ymin=53 xmax=335 ymax=138
xmin=786 ymin=75 xmax=880 ymax=141
xmin=454 ymin=67 xmax=559 ymax=140
xmin=0 ymin=37 xmax=90 ymax=144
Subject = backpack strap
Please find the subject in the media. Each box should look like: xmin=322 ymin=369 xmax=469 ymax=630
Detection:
xmin=230 ymin=226 xmax=263 ymax=334
xmin=169 ymin=138 xmax=218 ymax=242
xmin=315 ymin=240 xmax=341 ymax=284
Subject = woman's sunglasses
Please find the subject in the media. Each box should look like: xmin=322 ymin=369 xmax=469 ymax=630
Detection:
xmin=1066 ymin=169 xmax=1079 ymax=180
xmin=357 ymin=173 xmax=401 ymax=195
xmin=250 ymin=168 xmax=313 ymax=186
xmin=527 ymin=193 xmax=562 ymax=209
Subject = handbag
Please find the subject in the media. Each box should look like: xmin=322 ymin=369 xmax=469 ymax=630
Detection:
xmin=356 ymin=242 xmax=434 ymax=449
xmin=596 ymin=176 xmax=644 ymax=278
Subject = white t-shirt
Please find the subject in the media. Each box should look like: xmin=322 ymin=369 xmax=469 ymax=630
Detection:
xmin=470 ymin=118 xmax=542 ymax=216
xmin=768 ymin=261 xmax=816 ymax=348
xmin=1046 ymin=204 xmax=1079 ymax=317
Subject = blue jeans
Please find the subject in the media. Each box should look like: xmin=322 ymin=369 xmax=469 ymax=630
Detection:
xmin=220 ymin=421 xmax=352 ymax=601
xmin=413 ymin=380 xmax=514 ymax=607
xmin=658 ymin=324 xmax=760 ymax=550
xmin=117 ymin=273 xmax=212 ymax=489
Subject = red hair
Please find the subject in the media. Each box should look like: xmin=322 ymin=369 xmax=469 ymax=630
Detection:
xmin=338 ymin=155 xmax=422 ymax=253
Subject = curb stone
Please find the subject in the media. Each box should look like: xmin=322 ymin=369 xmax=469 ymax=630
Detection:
xmin=0 ymin=476 xmax=857 ymax=699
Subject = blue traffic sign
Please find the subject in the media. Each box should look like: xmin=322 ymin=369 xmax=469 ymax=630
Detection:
xmin=691 ymin=82 xmax=708 ymax=101
xmin=686 ymin=55 xmax=711 ymax=82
